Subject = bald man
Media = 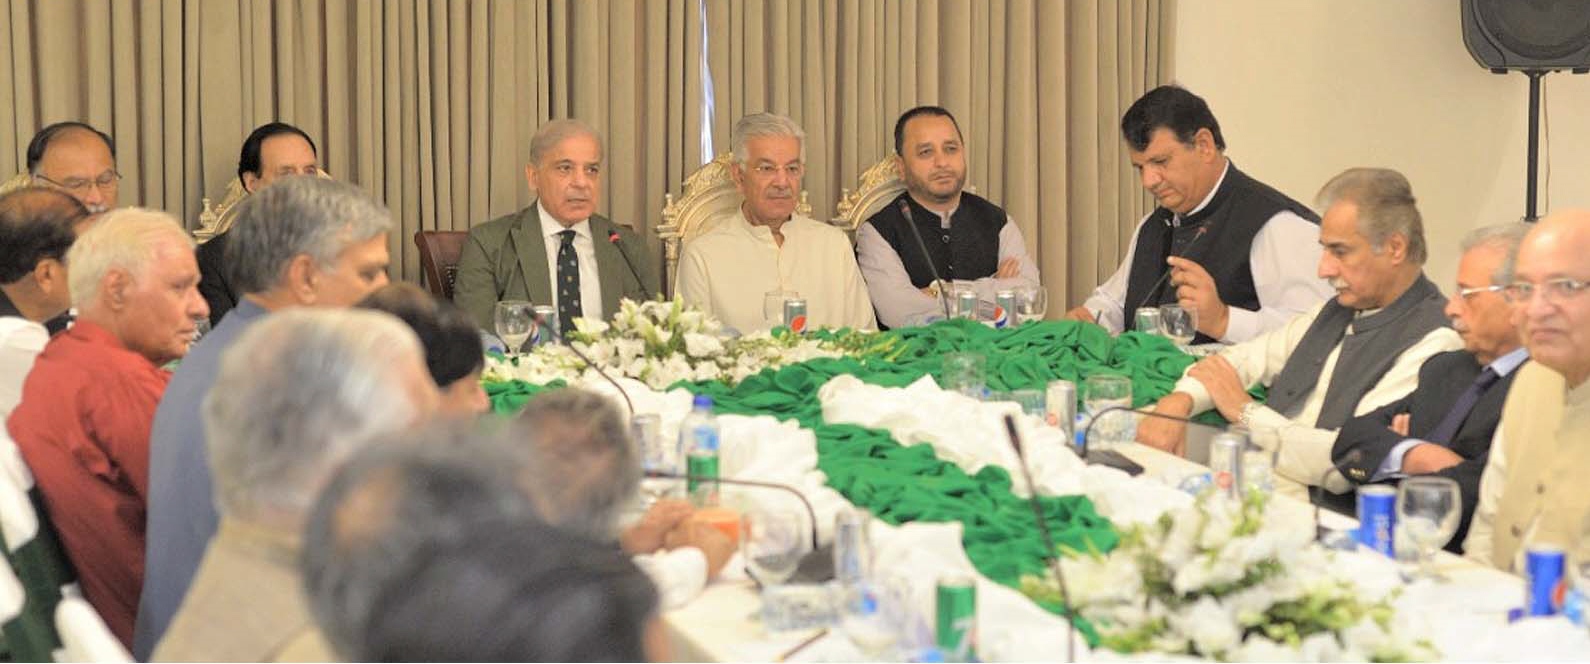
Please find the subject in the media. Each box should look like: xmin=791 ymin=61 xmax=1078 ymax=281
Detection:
xmin=26 ymin=122 xmax=120 ymax=213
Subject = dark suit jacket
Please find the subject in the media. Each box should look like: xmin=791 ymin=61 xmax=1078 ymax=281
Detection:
xmin=1330 ymin=349 xmax=1522 ymax=553
xmin=452 ymin=203 xmax=658 ymax=330
xmin=195 ymin=230 xmax=238 ymax=327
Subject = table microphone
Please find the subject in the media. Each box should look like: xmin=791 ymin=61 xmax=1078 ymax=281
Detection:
xmin=642 ymin=470 xmax=823 ymax=554
xmin=1078 ymin=405 xmax=1218 ymax=476
xmin=1003 ymin=414 xmax=1077 ymax=663
xmin=531 ymin=309 xmax=635 ymax=418
xmin=607 ymin=229 xmax=654 ymax=300
xmin=1131 ymin=224 xmax=1209 ymax=315
xmin=898 ymin=200 xmax=954 ymax=321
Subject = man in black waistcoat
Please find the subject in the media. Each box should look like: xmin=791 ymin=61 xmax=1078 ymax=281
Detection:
xmin=1064 ymin=86 xmax=1334 ymax=344
xmin=856 ymin=106 xmax=1040 ymax=329
xmin=1331 ymin=223 xmax=1529 ymax=548
xmin=1138 ymin=168 xmax=1462 ymax=505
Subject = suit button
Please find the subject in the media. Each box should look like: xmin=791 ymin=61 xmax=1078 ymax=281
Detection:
xmin=941 ymin=234 xmax=951 ymax=244
xmin=1511 ymin=525 xmax=1523 ymax=537
xmin=1537 ymin=483 xmax=1546 ymax=495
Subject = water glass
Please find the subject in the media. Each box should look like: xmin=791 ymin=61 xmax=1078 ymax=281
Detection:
xmin=1240 ymin=438 xmax=1275 ymax=496
xmin=1016 ymin=286 xmax=1048 ymax=324
xmin=741 ymin=509 xmax=810 ymax=587
xmin=1159 ymin=304 xmax=1198 ymax=352
xmin=1134 ymin=306 xmax=1164 ymax=336
xmin=1396 ymin=476 xmax=1460 ymax=581
xmin=1008 ymin=388 xmax=1045 ymax=418
xmin=940 ymin=352 xmax=987 ymax=399
xmin=494 ymin=300 xmax=534 ymax=354
xmin=1083 ymin=374 xmax=1133 ymax=449
xmin=631 ymin=414 xmax=680 ymax=503
xmin=763 ymin=290 xmax=800 ymax=329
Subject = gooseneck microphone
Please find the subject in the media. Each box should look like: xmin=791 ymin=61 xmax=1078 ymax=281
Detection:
xmin=532 ymin=309 xmax=635 ymax=418
xmin=1078 ymin=405 xmax=1232 ymax=476
xmin=607 ymin=229 xmax=654 ymax=300
xmin=1131 ymin=224 xmax=1210 ymax=315
xmin=642 ymin=470 xmax=821 ymax=552
xmin=898 ymin=200 xmax=954 ymax=321
xmin=1003 ymin=415 xmax=1077 ymax=663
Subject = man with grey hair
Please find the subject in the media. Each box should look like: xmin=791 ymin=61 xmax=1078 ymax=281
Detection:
xmin=1332 ymin=222 xmax=1529 ymax=552
xmin=152 ymin=308 xmax=439 ymax=661
xmin=6 ymin=208 xmax=207 ymax=647
xmin=676 ymin=112 xmax=875 ymax=333
xmin=454 ymin=119 xmax=657 ymax=335
xmin=1138 ymin=167 xmax=1461 ymax=505
xmin=135 ymin=176 xmax=394 ymax=659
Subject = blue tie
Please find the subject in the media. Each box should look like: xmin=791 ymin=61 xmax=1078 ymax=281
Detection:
xmin=1425 ymin=367 xmax=1500 ymax=446
xmin=556 ymin=229 xmax=582 ymax=336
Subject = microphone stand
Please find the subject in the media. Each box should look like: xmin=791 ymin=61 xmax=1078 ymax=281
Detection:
xmin=898 ymin=200 xmax=954 ymax=321
xmin=1130 ymin=225 xmax=1209 ymax=315
xmin=533 ymin=311 xmax=636 ymax=419
xmin=607 ymin=230 xmax=655 ymax=301
xmin=1003 ymin=415 xmax=1076 ymax=663
xmin=1076 ymin=405 xmax=1207 ymax=476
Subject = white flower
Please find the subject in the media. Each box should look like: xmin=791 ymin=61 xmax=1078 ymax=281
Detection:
xmin=572 ymin=317 xmax=610 ymax=337
xmin=683 ymin=332 xmax=723 ymax=358
xmin=1170 ymin=596 xmax=1240 ymax=657
xmin=1061 ymin=553 xmax=1143 ymax=607
xmin=1227 ymin=635 xmax=1302 ymax=662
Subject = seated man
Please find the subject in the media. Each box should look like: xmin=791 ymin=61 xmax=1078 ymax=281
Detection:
xmin=1139 ymin=168 xmax=1461 ymax=504
xmin=1464 ymin=209 xmax=1590 ymax=573
xmin=6 ymin=208 xmax=208 ymax=647
xmin=857 ymin=106 xmax=1041 ymax=328
xmin=1332 ymin=223 xmax=1529 ymax=551
xmin=153 ymin=309 xmax=439 ymax=661
xmin=515 ymin=388 xmax=734 ymax=609
xmin=25 ymin=121 xmax=120 ymax=214
xmin=0 ymin=188 xmax=89 ymax=416
xmin=678 ymin=112 xmax=875 ymax=333
xmin=196 ymin=122 xmax=321 ymax=325
xmin=454 ymin=119 xmax=657 ymax=335
xmin=1063 ymin=86 xmax=1334 ymax=344
xmin=357 ymin=283 xmax=489 ymax=417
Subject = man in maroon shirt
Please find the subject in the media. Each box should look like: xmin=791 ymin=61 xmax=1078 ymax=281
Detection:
xmin=6 ymin=207 xmax=207 ymax=647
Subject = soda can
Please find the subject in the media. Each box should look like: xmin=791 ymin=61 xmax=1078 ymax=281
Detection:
xmin=832 ymin=508 xmax=873 ymax=584
xmin=1209 ymin=431 xmax=1246 ymax=498
xmin=1134 ymin=306 xmax=1163 ymax=335
xmin=993 ymin=290 xmax=1016 ymax=328
xmin=1356 ymin=485 xmax=1397 ymax=557
xmin=1045 ymin=380 xmax=1077 ymax=440
xmin=935 ymin=575 xmax=977 ymax=662
xmin=1525 ymin=545 xmax=1568 ymax=617
xmin=783 ymin=298 xmax=809 ymax=334
xmin=531 ymin=305 xmax=559 ymax=345
xmin=956 ymin=289 xmax=978 ymax=320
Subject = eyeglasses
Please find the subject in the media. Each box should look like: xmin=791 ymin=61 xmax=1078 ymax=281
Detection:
xmin=1502 ymin=278 xmax=1590 ymax=304
xmin=1454 ymin=284 xmax=1507 ymax=300
xmin=34 ymin=170 xmax=121 ymax=194
xmin=749 ymin=163 xmax=804 ymax=179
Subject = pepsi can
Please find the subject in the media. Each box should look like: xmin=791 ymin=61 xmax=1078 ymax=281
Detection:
xmin=993 ymin=290 xmax=1016 ymax=328
xmin=1525 ymin=545 xmax=1567 ymax=616
xmin=1356 ymin=485 xmax=1397 ymax=557
xmin=783 ymin=298 xmax=809 ymax=334
xmin=531 ymin=305 xmax=559 ymax=345
xmin=956 ymin=289 xmax=978 ymax=320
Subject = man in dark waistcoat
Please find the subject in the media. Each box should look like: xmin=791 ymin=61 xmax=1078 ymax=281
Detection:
xmin=1064 ymin=85 xmax=1334 ymax=344
xmin=856 ymin=106 xmax=1040 ymax=329
xmin=1138 ymin=168 xmax=1462 ymax=506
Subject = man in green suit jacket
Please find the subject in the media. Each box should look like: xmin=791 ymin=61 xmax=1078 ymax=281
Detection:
xmin=454 ymin=120 xmax=657 ymax=333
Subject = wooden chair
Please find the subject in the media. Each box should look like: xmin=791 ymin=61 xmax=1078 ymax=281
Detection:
xmin=0 ymin=173 xmax=31 ymax=196
xmin=414 ymin=230 xmax=469 ymax=300
xmin=656 ymin=153 xmax=811 ymax=295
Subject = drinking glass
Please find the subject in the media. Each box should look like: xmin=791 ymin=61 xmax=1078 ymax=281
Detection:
xmin=1083 ymin=374 xmax=1133 ymax=449
xmin=940 ymin=352 xmax=987 ymax=399
xmin=494 ymin=300 xmax=535 ymax=354
xmin=838 ymin=581 xmax=900 ymax=660
xmin=763 ymin=290 xmax=800 ymax=329
xmin=1134 ymin=307 xmax=1164 ymax=336
xmin=631 ymin=414 xmax=680 ymax=504
xmin=1008 ymin=388 xmax=1046 ymax=418
xmin=741 ymin=509 xmax=809 ymax=587
xmin=1159 ymin=304 xmax=1198 ymax=352
xmin=1396 ymin=476 xmax=1460 ymax=581
xmin=1015 ymin=286 xmax=1048 ymax=324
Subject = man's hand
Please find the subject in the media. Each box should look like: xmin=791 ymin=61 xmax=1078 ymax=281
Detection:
xmin=1137 ymin=392 xmax=1192 ymax=455
xmin=1389 ymin=413 xmax=1411 ymax=437
xmin=1166 ymin=256 xmax=1230 ymax=340
xmin=1186 ymin=355 xmax=1252 ymax=422
xmin=664 ymin=519 xmax=736 ymax=579
xmin=1063 ymin=305 xmax=1097 ymax=323
xmin=995 ymin=257 xmax=1022 ymax=279
xmin=619 ymin=499 xmax=694 ymax=555
xmin=1401 ymin=443 xmax=1464 ymax=475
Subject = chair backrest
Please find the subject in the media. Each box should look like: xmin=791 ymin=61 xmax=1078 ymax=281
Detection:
xmin=414 ymin=230 xmax=470 ymax=300
xmin=656 ymin=153 xmax=811 ymax=295
xmin=192 ymin=169 xmax=334 ymax=244
xmin=0 ymin=173 xmax=33 ymax=196
xmin=832 ymin=155 xmax=906 ymax=235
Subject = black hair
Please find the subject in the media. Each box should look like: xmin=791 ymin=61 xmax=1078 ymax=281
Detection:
xmin=893 ymin=105 xmax=963 ymax=156
xmin=0 ymin=187 xmax=89 ymax=284
xmin=1120 ymin=85 xmax=1226 ymax=153
xmin=355 ymin=283 xmax=485 ymax=386
xmin=24 ymin=122 xmax=116 ymax=173
xmin=237 ymin=122 xmax=318 ymax=182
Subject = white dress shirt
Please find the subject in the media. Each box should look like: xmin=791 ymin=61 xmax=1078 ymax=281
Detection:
xmin=537 ymin=203 xmax=604 ymax=319
xmin=1370 ymin=347 xmax=1530 ymax=481
xmin=676 ymin=210 xmax=877 ymax=334
xmin=1081 ymin=162 xmax=1336 ymax=343
xmin=632 ymin=547 xmax=709 ymax=609
xmin=1171 ymin=300 xmax=1463 ymax=500
xmin=855 ymin=207 xmax=1041 ymax=329
xmin=0 ymin=317 xmax=48 ymax=419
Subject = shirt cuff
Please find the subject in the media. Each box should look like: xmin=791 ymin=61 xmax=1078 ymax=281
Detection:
xmin=1372 ymin=438 xmax=1423 ymax=482
xmin=1218 ymin=307 xmax=1261 ymax=344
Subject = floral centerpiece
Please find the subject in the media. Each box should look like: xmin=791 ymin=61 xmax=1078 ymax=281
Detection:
xmin=1020 ymin=490 xmax=1438 ymax=662
xmin=483 ymin=297 xmax=891 ymax=390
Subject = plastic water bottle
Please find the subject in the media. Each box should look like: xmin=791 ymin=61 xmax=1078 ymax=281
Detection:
xmin=678 ymin=394 xmax=721 ymax=506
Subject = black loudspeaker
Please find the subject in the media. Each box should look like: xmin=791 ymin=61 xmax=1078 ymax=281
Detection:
xmin=1461 ymin=0 xmax=1590 ymax=73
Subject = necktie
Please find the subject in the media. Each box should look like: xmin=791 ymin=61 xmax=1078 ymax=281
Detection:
xmin=1425 ymin=366 xmax=1501 ymax=445
xmin=556 ymin=229 xmax=582 ymax=336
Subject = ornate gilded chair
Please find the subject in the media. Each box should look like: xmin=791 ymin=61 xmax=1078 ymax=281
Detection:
xmin=192 ymin=169 xmax=333 ymax=244
xmin=656 ymin=153 xmax=811 ymax=295
xmin=0 ymin=173 xmax=35 ymax=195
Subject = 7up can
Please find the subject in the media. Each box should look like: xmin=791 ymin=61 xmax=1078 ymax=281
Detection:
xmin=935 ymin=575 xmax=977 ymax=662
xmin=994 ymin=289 xmax=1016 ymax=328
xmin=783 ymin=298 xmax=809 ymax=334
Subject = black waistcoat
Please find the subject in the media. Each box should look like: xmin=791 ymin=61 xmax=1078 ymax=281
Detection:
xmin=1121 ymin=163 xmax=1319 ymax=343
xmin=864 ymin=191 xmax=1007 ymax=288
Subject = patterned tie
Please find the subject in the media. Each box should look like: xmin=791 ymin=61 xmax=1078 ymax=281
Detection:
xmin=556 ymin=229 xmax=582 ymax=336
xmin=1424 ymin=367 xmax=1501 ymax=446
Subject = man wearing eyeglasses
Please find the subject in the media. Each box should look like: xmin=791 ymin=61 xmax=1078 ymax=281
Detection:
xmin=26 ymin=122 xmax=120 ymax=214
xmin=1330 ymin=223 xmax=1530 ymax=553
xmin=1464 ymin=209 xmax=1590 ymax=573
xmin=676 ymin=113 xmax=875 ymax=333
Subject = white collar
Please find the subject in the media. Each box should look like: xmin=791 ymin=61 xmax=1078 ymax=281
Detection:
xmin=537 ymin=202 xmax=590 ymax=240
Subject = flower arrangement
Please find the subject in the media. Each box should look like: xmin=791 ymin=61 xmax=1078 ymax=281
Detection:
xmin=483 ymin=297 xmax=890 ymax=390
xmin=1020 ymin=490 xmax=1438 ymax=662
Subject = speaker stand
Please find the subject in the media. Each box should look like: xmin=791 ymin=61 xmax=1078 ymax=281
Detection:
xmin=1524 ymin=69 xmax=1545 ymax=222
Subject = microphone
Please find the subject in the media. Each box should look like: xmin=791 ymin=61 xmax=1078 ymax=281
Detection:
xmin=532 ymin=310 xmax=635 ymax=419
xmin=1315 ymin=449 xmax=1361 ymax=542
xmin=1130 ymin=224 xmax=1210 ymax=316
xmin=643 ymin=470 xmax=821 ymax=553
xmin=1077 ymin=405 xmax=1221 ymax=476
xmin=898 ymin=200 xmax=954 ymax=321
xmin=1003 ymin=415 xmax=1076 ymax=663
xmin=607 ymin=229 xmax=654 ymax=301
